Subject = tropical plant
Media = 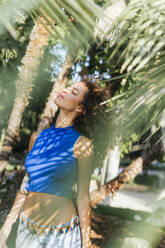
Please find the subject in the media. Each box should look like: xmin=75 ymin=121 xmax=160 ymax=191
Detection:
xmin=0 ymin=14 xmax=52 ymax=175
xmin=35 ymin=0 xmax=165 ymax=151
xmin=0 ymin=0 xmax=164 ymax=246
xmin=0 ymin=0 xmax=164 ymax=183
xmin=0 ymin=0 xmax=164 ymax=180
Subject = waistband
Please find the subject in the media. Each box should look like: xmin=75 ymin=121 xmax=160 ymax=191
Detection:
xmin=19 ymin=209 xmax=80 ymax=236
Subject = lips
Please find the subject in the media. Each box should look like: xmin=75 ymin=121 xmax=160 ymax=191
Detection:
xmin=58 ymin=93 xmax=64 ymax=99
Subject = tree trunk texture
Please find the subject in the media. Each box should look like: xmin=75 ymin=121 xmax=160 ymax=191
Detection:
xmin=37 ymin=53 xmax=75 ymax=131
xmin=101 ymin=145 xmax=121 ymax=185
xmin=0 ymin=15 xmax=52 ymax=177
xmin=90 ymin=142 xmax=163 ymax=207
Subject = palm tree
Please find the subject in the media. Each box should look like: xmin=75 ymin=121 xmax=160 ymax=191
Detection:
xmin=29 ymin=0 xmax=165 ymax=153
xmin=0 ymin=1 xmax=164 ymax=246
xmin=0 ymin=14 xmax=53 ymax=175
xmin=1 ymin=0 xmax=165 ymax=207
xmin=90 ymin=142 xmax=163 ymax=207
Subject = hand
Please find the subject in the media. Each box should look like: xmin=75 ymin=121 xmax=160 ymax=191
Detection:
xmin=0 ymin=222 xmax=12 ymax=248
xmin=82 ymin=243 xmax=92 ymax=248
xmin=82 ymin=238 xmax=92 ymax=248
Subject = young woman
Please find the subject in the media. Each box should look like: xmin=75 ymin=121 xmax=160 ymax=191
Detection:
xmin=0 ymin=81 xmax=108 ymax=248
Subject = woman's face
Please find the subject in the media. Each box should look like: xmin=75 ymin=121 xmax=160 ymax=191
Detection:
xmin=54 ymin=82 xmax=88 ymax=113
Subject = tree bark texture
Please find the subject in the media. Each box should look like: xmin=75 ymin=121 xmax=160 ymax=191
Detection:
xmin=90 ymin=142 xmax=163 ymax=207
xmin=0 ymin=15 xmax=52 ymax=176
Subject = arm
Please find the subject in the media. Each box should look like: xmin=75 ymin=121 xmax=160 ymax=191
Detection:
xmin=0 ymin=189 xmax=27 ymax=248
xmin=27 ymin=131 xmax=38 ymax=152
xmin=74 ymin=136 xmax=93 ymax=248
xmin=0 ymin=131 xmax=38 ymax=248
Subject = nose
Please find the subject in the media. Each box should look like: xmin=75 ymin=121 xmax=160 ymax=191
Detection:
xmin=62 ymin=88 xmax=70 ymax=94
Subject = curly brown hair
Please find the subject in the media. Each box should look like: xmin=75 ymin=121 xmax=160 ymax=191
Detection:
xmin=73 ymin=81 xmax=110 ymax=170
xmin=52 ymin=81 xmax=110 ymax=170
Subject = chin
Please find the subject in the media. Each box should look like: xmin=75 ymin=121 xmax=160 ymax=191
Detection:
xmin=54 ymin=97 xmax=63 ymax=108
xmin=54 ymin=97 xmax=59 ymax=106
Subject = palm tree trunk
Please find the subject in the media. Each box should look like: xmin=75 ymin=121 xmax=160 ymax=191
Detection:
xmin=102 ymin=145 xmax=121 ymax=185
xmin=0 ymin=15 xmax=52 ymax=176
xmin=37 ymin=53 xmax=75 ymax=131
xmin=90 ymin=142 xmax=163 ymax=207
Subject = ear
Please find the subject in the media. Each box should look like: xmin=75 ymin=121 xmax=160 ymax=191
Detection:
xmin=76 ymin=105 xmax=83 ymax=113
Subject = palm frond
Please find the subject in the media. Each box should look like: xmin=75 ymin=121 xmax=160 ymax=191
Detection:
xmin=0 ymin=47 xmax=18 ymax=65
xmin=0 ymin=0 xmax=164 ymax=148
xmin=0 ymin=0 xmax=40 ymax=37
xmin=108 ymin=64 xmax=165 ymax=147
xmin=0 ymin=0 xmax=111 ymax=48
xmin=106 ymin=0 xmax=165 ymax=73
xmin=95 ymin=0 xmax=126 ymax=44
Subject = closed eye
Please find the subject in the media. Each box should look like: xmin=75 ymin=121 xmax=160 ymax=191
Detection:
xmin=72 ymin=88 xmax=79 ymax=95
xmin=72 ymin=91 xmax=77 ymax=95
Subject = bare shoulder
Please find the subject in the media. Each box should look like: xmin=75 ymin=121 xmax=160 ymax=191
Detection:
xmin=73 ymin=135 xmax=93 ymax=159
xmin=28 ymin=131 xmax=39 ymax=152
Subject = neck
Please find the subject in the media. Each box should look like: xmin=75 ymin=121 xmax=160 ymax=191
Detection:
xmin=55 ymin=109 xmax=77 ymax=128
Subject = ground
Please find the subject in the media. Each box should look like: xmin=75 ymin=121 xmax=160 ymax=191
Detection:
xmin=91 ymin=208 xmax=165 ymax=248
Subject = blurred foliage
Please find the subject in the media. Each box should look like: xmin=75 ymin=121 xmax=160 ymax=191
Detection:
xmin=0 ymin=15 xmax=34 ymax=133
xmin=93 ymin=204 xmax=164 ymax=248
xmin=94 ymin=204 xmax=150 ymax=221
xmin=0 ymin=0 xmax=164 ymax=161
xmin=0 ymin=2 xmax=165 ymax=247
xmin=15 ymin=42 xmax=68 ymax=151
xmin=134 ymin=173 xmax=164 ymax=188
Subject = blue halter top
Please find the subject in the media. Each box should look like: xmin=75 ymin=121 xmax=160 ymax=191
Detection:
xmin=25 ymin=124 xmax=81 ymax=198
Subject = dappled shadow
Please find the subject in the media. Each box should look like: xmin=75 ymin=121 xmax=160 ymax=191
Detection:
xmin=1 ymin=177 xmax=165 ymax=248
xmin=25 ymin=124 xmax=80 ymax=198
xmin=1 ymin=122 xmax=93 ymax=247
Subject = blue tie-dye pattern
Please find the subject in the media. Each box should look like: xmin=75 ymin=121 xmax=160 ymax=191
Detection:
xmin=25 ymin=124 xmax=81 ymax=198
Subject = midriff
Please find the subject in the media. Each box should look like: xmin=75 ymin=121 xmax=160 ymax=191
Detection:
xmin=22 ymin=191 xmax=77 ymax=226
